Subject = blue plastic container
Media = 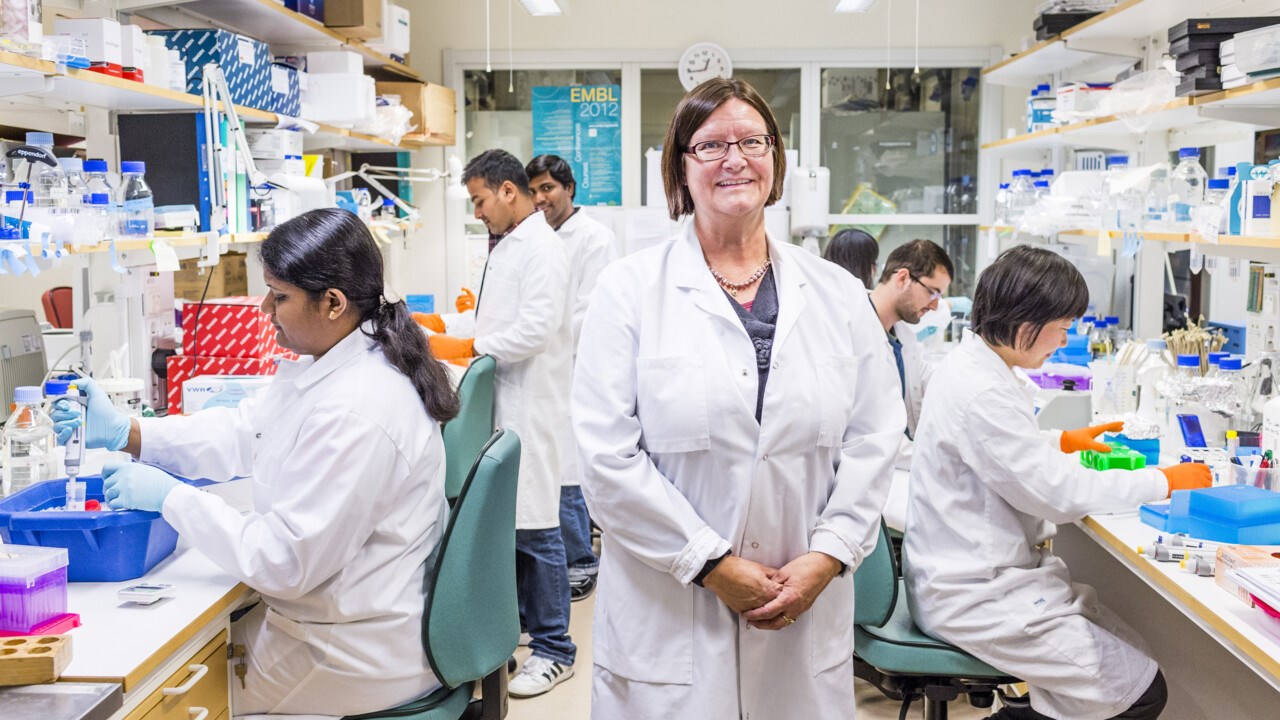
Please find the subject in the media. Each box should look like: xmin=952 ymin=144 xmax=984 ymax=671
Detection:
xmin=1104 ymin=434 xmax=1160 ymax=465
xmin=1187 ymin=484 xmax=1280 ymax=524
xmin=0 ymin=477 xmax=178 ymax=582
xmin=406 ymin=294 xmax=435 ymax=315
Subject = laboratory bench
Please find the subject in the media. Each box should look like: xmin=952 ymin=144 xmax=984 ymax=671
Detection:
xmin=1 ymin=540 xmax=250 ymax=720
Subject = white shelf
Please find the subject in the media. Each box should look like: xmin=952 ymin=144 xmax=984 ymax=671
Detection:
xmin=135 ymin=0 xmax=420 ymax=81
xmin=983 ymin=0 xmax=1280 ymax=87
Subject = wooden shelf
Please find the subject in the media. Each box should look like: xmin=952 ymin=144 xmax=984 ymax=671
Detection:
xmin=983 ymin=226 xmax=1280 ymax=251
xmin=57 ymin=232 xmax=267 ymax=255
xmin=0 ymin=50 xmax=449 ymax=151
xmin=138 ymin=0 xmax=420 ymax=82
xmin=983 ymin=0 xmax=1280 ymax=87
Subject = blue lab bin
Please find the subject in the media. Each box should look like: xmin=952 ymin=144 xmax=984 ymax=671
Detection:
xmin=0 ymin=477 xmax=178 ymax=582
xmin=406 ymin=294 xmax=435 ymax=314
xmin=1138 ymin=502 xmax=1169 ymax=531
xmin=1186 ymin=484 xmax=1280 ymax=524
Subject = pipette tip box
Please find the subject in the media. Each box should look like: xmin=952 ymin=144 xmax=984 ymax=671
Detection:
xmin=0 ymin=545 xmax=68 ymax=635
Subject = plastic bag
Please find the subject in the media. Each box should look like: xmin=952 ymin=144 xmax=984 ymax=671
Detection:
xmin=354 ymin=100 xmax=416 ymax=145
xmin=1097 ymin=67 xmax=1177 ymax=133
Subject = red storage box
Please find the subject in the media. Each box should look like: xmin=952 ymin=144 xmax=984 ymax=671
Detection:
xmin=167 ymin=356 xmax=279 ymax=414
xmin=181 ymin=296 xmax=290 ymax=359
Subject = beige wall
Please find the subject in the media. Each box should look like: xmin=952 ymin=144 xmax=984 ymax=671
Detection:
xmin=395 ymin=0 xmax=1037 ymax=300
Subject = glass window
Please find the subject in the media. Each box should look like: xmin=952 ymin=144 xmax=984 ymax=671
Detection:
xmin=820 ymin=67 xmax=981 ymax=216
xmin=464 ymin=68 xmax=623 ymax=164
xmin=639 ymin=68 xmax=801 ymax=206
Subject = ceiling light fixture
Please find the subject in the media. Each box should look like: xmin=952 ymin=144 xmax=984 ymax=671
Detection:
xmin=518 ymin=0 xmax=567 ymax=16
xmin=834 ymin=0 xmax=878 ymax=12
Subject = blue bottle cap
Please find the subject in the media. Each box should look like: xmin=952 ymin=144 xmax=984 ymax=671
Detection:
xmin=120 ymin=161 xmax=146 ymax=174
xmin=89 ymin=193 xmax=111 ymax=205
xmin=1220 ymin=357 xmax=1243 ymax=371
xmin=1107 ymin=154 xmax=1129 ymax=165
xmin=1177 ymin=354 xmax=1201 ymax=368
xmin=84 ymin=159 xmax=109 ymax=173
xmin=44 ymin=380 xmax=71 ymax=397
xmin=1082 ymin=315 xmax=1096 ymax=322
xmin=1208 ymin=352 xmax=1229 ymax=365
xmin=1040 ymin=169 xmax=1055 ymax=177
xmin=24 ymin=131 xmax=53 ymax=146
xmin=13 ymin=386 xmax=43 ymax=404
xmin=1208 ymin=178 xmax=1230 ymax=190
xmin=1104 ymin=315 xmax=1119 ymax=324
xmin=1179 ymin=147 xmax=1200 ymax=158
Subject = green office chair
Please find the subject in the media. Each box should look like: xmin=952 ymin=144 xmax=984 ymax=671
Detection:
xmin=442 ymin=355 xmax=496 ymax=502
xmin=345 ymin=429 xmax=521 ymax=720
xmin=854 ymin=521 xmax=1020 ymax=720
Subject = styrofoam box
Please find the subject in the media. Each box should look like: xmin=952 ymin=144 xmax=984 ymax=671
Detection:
xmin=302 ymin=73 xmax=375 ymax=125
xmin=183 ymin=375 xmax=274 ymax=413
xmin=120 ymin=24 xmax=148 ymax=72
xmin=246 ymin=128 xmax=305 ymax=160
xmin=306 ymin=50 xmax=364 ymax=74
xmin=53 ymin=18 xmax=123 ymax=68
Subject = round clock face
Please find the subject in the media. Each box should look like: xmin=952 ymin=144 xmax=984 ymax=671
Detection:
xmin=679 ymin=43 xmax=733 ymax=91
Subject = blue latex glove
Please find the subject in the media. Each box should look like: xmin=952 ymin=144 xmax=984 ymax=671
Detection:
xmin=102 ymin=459 xmax=181 ymax=512
xmin=948 ymin=296 xmax=973 ymax=316
xmin=50 ymin=377 xmax=131 ymax=451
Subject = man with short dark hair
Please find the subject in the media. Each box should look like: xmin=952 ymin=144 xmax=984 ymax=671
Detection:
xmin=526 ymin=154 xmax=618 ymax=602
xmin=418 ymin=149 xmax=577 ymax=698
xmin=868 ymin=239 xmax=954 ymax=440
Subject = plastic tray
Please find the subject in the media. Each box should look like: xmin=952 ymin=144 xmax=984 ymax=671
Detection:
xmin=0 ymin=477 xmax=178 ymax=582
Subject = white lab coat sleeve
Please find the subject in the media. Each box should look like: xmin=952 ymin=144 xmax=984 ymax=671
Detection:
xmin=572 ymin=272 xmax=732 ymax=585
xmin=137 ymin=401 xmax=257 ymax=481
xmin=572 ymin=232 xmax=617 ymax=348
xmin=810 ymin=293 xmax=907 ymax=570
xmin=961 ymin=387 xmax=1168 ymax=524
xmin=474 ymin=243 xmax=570 ymax=363
xmin=159 ymin=410 xmax=408 ymax=599
xmin=440 ymin=309 xmax=476 ymax=338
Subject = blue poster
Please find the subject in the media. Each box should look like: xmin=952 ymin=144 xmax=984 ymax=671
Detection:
xmin=531 ymin=85 xmax=622 ymax=206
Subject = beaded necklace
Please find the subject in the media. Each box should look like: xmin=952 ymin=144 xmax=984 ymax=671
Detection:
xmin=708 ymin=256 xmax=771 ymax=298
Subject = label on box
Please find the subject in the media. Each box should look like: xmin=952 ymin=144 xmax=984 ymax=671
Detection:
xmin=271 ymin=65 xmax=289 ymax=93
xmin=183 ymin=374 xmax=274 ymax=413
xmin=167 ymin=356 xmax=280 ymax=413
xmin=238 ymin=36 xmax=255 ymax=65
xmin=1254 ymin=195 xmax=1272 ymax=220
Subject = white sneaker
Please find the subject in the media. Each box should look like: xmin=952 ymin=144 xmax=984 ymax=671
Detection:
xmin=518 ymin=631 xmax=531 ymax=647
xmin=509 ymin=655 xmax=574 ymax=698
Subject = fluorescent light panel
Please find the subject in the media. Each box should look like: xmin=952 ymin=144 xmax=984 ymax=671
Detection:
xmin=834 ymin=0 xmax=878 ymax=12
xmin=519 ymin=0 xmax=566 ymax=16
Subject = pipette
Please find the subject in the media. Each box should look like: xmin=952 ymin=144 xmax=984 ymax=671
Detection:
xmin=61 ymin=385 xmax=89 ymax=511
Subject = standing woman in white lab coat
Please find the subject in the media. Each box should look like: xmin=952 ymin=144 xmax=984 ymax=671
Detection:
xmin=903 ymin=245 xmax=1211 ymax=720
xmin=571 ymin=78 xmax=905 ymax=720
xmin=52 ymin=208 xmax=460 ymax=717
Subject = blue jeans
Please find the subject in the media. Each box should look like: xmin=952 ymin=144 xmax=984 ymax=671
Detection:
xmin=559 ymin=485 xmax=598 ymax=575
xmin=516 ymin=528 xmax=576 ymax=666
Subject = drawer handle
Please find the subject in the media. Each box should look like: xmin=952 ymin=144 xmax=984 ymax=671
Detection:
xmin=162 ymin=664 xmax=209 ymax=696
xmin=188 ymin=708 xmax=209 ymax=720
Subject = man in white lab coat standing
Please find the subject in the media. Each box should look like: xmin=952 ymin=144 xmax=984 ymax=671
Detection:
xmin=526 ymin=154 xmax=618 ymax=601
xmin=421 ymin=149 xmax=576 ymax=698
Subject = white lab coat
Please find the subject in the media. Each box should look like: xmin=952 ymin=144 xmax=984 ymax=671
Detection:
xmin=882 ymin=319 xmax=935 ymax=530
xmin=556 ymin=208 xmax=617 ymax=488
xmin=572 ymin=223 xmax=904 ymax=720
xmin=903 ymin=331 xmax=1168 ymax=720
xmin=444 ymin=211 xmax=571 ymax=529
xmin=138 ymin=328 xmax=447 ymax=717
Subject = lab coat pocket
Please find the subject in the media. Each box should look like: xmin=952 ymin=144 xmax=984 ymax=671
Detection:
xmin=479 ymin=276 xmax=519 ymax=323
xmin=1019 ymin=605 xmax=1103 ymax=676
xmin=815 ymin=354 xmax=860 ymax=447
xmin=595 ymin=554 xmax=694 ymax=684
xmin=810 ymin=573 xmax=855 ymax=674
xmin=253 ymin=606 xmax=329 ymax=673
xmin=636 ymin=356 xmax=710 ymax=454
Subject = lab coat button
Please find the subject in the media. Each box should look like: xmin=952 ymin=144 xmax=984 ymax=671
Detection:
xmin=772 ymin=361 xmax=779 ymax=369
xmin=751 ymin=541 xmax=759 ymax=549
xmin=762 ymin=453 xmax=769 ymax=461
xmin=741 ymin=369 xmax=748 ymax=376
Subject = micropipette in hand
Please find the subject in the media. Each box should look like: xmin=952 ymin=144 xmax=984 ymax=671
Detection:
xmin=62 ymin=385 xmax=89 ymax=511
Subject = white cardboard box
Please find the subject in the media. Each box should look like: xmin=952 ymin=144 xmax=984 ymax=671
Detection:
xmin=368 ymin=2 xmax=410 ymax=57
xmin=302 ymin=73 xmax=375 ymax=125
xmin=120 ymin=24 xmax=147 ymax=73
xmin=305 ymin=50 xmax=364 ymax=74
xmin=246 ymin=128 xmax=305 ymax=160
xmin=182 ymin=375 xmax=274 ymax=413
xmin=53 ymin=17 xmax=122 ymax=69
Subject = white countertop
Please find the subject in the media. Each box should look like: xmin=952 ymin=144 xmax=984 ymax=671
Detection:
xmin=1079 ymin=511 xmax=1280 ymax=691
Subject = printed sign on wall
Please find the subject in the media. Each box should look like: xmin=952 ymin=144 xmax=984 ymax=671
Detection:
xmin=532 ymin=85 xmax=622 ymax=206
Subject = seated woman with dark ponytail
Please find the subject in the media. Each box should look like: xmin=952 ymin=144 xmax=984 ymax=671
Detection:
xmin=51 ymin=208 xmax=461 ymax=717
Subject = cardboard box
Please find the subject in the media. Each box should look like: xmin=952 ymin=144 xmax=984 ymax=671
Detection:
xmin=54 ymin=17 xmax=122 ymax=74
xmin=183 ymin=374 xmax=274 ymax=413
xmin=180 ymin=295 xmax=295 ymax=360
xmin=376 ymin=81 xmax=455 ymax=142
xmin=146 ymin=29 xmax=272 ymax=110
xmin=1215 ymin=544 xmax=1280 ymax=604
xmin=268 ymin=63 xmax=301 ymax=117
xmin=173 ymin=252 xmax=248 ymax=301
xmin=305 ymin=50 xmax=363 ymax=74
xmin=119 ymin=24 xmax=147 ymax=78
xmin=167 ymin=356 xmax=279 ymax=414
xmin=285 ymin=0 xmax=325 ymax=21
xmin=325 ymin=0 xmax=382 ymax=39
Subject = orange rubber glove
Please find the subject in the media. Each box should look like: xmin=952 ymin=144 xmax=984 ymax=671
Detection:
xmin=428 ymin=334 xmax=475 ymax=362
xmin=413 ymin=312 xmax=446 ymax=333
xmin=1060 ymin=421 xmax=1125 ymax=454
xmin=455 ymin=287 xmax=476 ymax=313
xmin=1161 ymin=463 xmax=1213 ymax=497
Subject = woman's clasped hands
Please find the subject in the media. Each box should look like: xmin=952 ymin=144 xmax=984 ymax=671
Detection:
xmin=702 ymin=551 xmax=843 ymax=631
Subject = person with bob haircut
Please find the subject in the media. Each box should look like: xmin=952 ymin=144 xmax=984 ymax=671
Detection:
xmin=903 ymin=244 xmax=1211 ymax=720
xmin=571 ymin=77 xmax=904 ymax=719
xmin=823 ymin=227 xmax=879 ymax=289
xmin=52 ymin=208 xmax=460 ymax=716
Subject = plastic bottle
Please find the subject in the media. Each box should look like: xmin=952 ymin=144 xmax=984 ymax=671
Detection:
xmin=1220 ymin=357 xmax=1250 ymax=428
xmin=1008 ymin=169 xmax=1036 ymax=224
xmin=1146 ymin=162 xmax=1171 ymax=230
xmin=1104 ymin=315 xmax=1125 ymax=349
xmin=1033 ymin=180 xmax=1050 ymax=201
xmin=1198 ymin=177 xmax=1231 ymax=237
xmin=25 ymin=132 xmax=67 ymax=208
xmin=57 ymin=158 xmax=88 ymax=206
xmin=83 ymin=159 xmax=116 ymax=198
xmin=994 ymin=183 xmax=1011 ymax=226
xmin=1176 ymin=353 xmax=1201 ymax=380
xmin=1027 ymin=84 xmax=1055 ymax=133
xmin=2 ymin=386 xmax=57 ymax=497
xmin=1090 ymin=317 xmax=1114 ymax=358
xmin=168 ymin=49 xmax=187 ymax=93
xmin=1100 ymin=155 xmax=1130 ymax=230
xmin=86 ymin=193 xmax=114 ymax=245
xmin=1206 ymin=351 xmax=1229 ymax=378
xmin=119 ymin=161 xmax=154 ymax=238
xmin=1169 ymin=147 xmax=1207 ymax=230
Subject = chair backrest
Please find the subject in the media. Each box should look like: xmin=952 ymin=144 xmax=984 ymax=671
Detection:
xmin=853 ymin=520 xmax=899 ymax=629
xmin=42 ymin=287 xmax=73 ymax=329
xmin=441 ymin=355 xmax=496 ymax=502
xmin=423 ymin=428 xmax=521 ymax=688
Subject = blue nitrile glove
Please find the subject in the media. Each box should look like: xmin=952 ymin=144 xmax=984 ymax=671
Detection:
xmin=947 ymin=296 xmax=973 ymax=316
xmin=102 ymin=459 xmax=181 ymax=512
xmin=50 ymin=377 xmax=131 ymax=451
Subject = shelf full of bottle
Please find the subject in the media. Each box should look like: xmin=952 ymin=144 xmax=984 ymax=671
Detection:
xmin=988 ymin=146 xmax=1280 ymax=248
